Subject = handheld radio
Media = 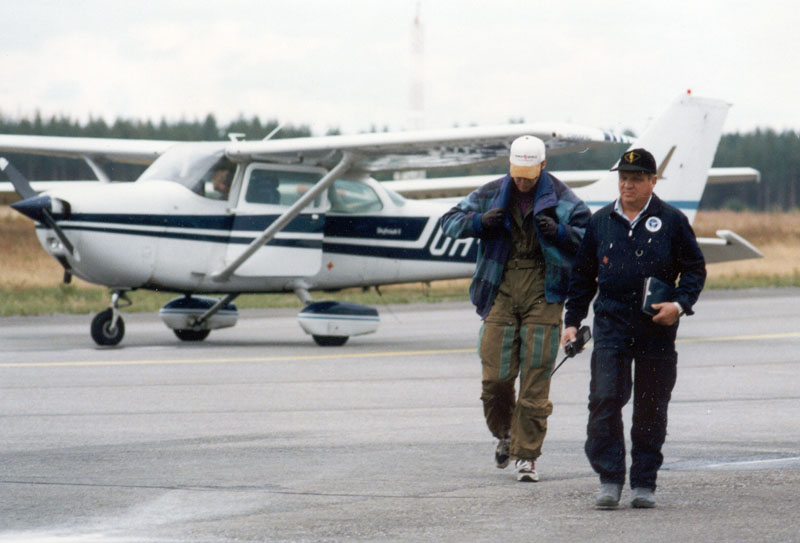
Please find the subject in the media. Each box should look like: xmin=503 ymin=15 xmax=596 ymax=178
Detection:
xmin=551 ymin=325 xmax=591 ymax=377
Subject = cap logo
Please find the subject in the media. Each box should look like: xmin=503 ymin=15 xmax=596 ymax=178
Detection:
xmin=624 ymin=151 xmax=640 ymax=164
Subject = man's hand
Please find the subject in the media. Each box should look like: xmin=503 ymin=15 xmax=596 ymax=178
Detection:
xmin=536 ymin=215 xmax=559 ymax=241
xmin=650 ymin=302 xmax=680 ymax=326
xmin=561 ymin=326 xmax=578 ymax=348
xmin=481 ymin=208 xmax=505 ymax=232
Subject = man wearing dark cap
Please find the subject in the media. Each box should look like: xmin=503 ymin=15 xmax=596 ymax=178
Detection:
xmin=561 ymin=148 xmax=706 ymax=509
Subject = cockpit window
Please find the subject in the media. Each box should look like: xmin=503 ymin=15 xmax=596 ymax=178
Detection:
xmin=137 ymin=143 xmax=234 ymax=198
xmin=327 ymin=179 xmax=384 ymax=214
xmin=202 ymin=158 xmax=237 ymax=200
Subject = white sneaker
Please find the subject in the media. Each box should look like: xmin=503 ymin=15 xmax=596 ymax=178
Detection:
xmin=514 ymin=459 xmax=539 ymax=482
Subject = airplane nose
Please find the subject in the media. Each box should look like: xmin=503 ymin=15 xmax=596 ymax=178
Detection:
xmin=10 ymin=194 xmax=54 ymax=222
xmin=11 ymin=194 xmax=75 ymax=257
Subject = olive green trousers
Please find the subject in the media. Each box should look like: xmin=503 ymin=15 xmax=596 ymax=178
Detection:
xmin=479 ymin=291 xmax=562 ymax=460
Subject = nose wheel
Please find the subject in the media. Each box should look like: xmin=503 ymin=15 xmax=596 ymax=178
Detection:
xmin=91 ymin=290 xmax=131 ymax=346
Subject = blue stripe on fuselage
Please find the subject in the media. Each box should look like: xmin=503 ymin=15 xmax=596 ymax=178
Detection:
xmin=324 ymin=216 xmax=429 ymax=241
xmin=57 ymin=224 xmax=322 ymax=249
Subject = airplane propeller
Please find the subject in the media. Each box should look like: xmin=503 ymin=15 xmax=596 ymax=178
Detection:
xmin=2 ymin=157 xmax=76 ymax=257
xmin=0 ymin=157 xmax=36 ymax=199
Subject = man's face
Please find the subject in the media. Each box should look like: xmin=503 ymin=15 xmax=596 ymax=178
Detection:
xmin=511 ymin=162 xmax=543 ymax=193
xmin=212 ymin=169 xmax=231 ymax=192
xmin=618 ymin=170 xmax=656 ymax=210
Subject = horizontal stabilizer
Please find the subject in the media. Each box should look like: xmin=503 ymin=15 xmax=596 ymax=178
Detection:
xmin=697 ymin=230 xmax=764 ymax=264
xmin=381 ymin=167 xmax=761 ymax=199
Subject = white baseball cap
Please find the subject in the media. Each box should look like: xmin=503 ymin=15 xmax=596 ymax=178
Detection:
xmin=509 ymin=135 xmax=545 ymax=178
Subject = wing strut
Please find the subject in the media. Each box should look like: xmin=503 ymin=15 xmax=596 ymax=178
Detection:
xmin=211 ymin=152 xmax=355 ymax=282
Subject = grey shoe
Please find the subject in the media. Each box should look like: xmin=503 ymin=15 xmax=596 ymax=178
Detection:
xmin=631 ymin=487 xmax=656 ymax=508
xmin=595 ymin=483 xmax=623 ymax=509
xmin=494 ymin=438 xmax=510 ymax=469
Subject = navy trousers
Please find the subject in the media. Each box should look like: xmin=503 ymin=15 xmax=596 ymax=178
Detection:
xmin=585 ymin=344 xmax=678 ymax=489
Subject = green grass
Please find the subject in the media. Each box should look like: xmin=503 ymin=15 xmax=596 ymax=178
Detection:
xmin=1 ymin=274 xmax=798 ymax=317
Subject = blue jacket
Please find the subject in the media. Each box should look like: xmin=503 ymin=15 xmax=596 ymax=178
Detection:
xmin=440 ymin=171 xmax=590 ymax=318
xmin=564 ymin=194 xmax=706 ymax=341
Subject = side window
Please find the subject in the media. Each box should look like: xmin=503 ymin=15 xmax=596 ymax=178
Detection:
xmin=328 ymin=179 xmax=383 ymax=214
xmin=243 ymin=168 xmax=323 ymax=207
xmin=245 ymin=170 xmax=281 ymax=204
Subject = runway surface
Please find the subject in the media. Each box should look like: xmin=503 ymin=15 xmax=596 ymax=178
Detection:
xmin=1 ymin=288 xmax=799 ymax=542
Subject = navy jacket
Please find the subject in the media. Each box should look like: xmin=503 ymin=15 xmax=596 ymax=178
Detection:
xmin=564 ymin=194 xmax=706 ymax=346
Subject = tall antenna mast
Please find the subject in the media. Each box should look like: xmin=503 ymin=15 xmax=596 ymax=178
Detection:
xmin=395 ymin=2 xmax=427 ymax=181
xmin=409 ymin=2 xmax=425 ymax=132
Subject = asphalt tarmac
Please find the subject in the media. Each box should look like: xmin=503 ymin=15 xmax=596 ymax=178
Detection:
xmin=1 ymin=288 xmax=799 ymax=542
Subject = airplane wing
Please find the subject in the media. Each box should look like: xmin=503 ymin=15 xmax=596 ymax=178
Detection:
xmin=0 ymin=123 xmax=629 ymax=173
xmin=225 ymin=122 xmax=631 ymax=172
xmin=0 ymin=135 xmax=175 ymax=164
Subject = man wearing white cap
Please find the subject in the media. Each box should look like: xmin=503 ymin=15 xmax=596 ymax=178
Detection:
xmin=440 ymin=135 xmax=590 ymax=481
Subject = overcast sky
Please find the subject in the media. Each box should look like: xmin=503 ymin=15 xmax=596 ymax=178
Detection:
xmin=1 ymin=0 xmax=797 ymax=136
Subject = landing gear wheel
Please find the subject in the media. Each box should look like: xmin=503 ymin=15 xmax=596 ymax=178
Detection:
xmin=173 ymin=329 xmax=211 ymax=342
xmin=312 ymin=335 xmax=349 ymax=347
xmin=91 ymin=308 xmax=125 ymax=346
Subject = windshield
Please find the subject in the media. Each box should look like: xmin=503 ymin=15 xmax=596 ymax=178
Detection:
xmin=137 ymin=143 xmax=232 ymax=196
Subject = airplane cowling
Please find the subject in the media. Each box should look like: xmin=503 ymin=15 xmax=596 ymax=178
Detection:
xmin=297 ymin=301 xmax=380 ymax=338
xmin=159 ymin=296 xmax=238 ymax=331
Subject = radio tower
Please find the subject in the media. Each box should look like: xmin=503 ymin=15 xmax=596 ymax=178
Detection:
xmin=396 ymin=2 xmax=426 ymax=180
xmin=410 ymin=2 xmax=425 ymax=132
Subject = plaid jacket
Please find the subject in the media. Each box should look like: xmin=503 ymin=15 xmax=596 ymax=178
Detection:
xmin=440 ymin=171 xmax=590 ymax=319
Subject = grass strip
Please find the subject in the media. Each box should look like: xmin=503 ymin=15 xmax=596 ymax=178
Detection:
xmin=0 ymin=282 xmax=473 ymax=317
xmin=2 ymin=274 xmax=799 ymax=317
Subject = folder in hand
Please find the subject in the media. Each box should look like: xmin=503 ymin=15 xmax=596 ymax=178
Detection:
xmin=642 ymin=276 xmax=674 ymax=316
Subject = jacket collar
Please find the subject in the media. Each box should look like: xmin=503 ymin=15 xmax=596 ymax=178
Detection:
xmin=612 ymin=192 xmax=664 ymax=226
xmin=495 ymin=170 xmax=557 ymax=214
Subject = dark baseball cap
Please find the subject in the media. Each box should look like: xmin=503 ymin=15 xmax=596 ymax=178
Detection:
xmin=611 ymin=148 xmax=657 ymax=174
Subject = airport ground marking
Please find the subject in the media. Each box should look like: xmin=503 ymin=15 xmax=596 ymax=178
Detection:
xmin=0 ymin=348 xmax=476 ymax=368
xmin=705 ymin=456 xmax=800 ymax=469
xmin=3 ymin=331 xmax=800 ymax=369
xmin=677 ymin=331 xmax=800 ymax=343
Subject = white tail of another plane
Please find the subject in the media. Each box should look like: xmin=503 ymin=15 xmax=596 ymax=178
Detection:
xmin=574 ymin=91 xmax=730 ymax=224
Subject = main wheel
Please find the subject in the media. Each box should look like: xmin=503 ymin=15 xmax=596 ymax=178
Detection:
xmin=173 ymin=329 xmax=211 ymax=342
xmin=90 ymin=309 xmax=125 ymax=346
xmin=312 ymin=335 xmax=348 ymax=347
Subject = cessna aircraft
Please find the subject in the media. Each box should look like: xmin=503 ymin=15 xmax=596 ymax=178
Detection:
xmin=1 ymin=92 xmax=761 ymax=347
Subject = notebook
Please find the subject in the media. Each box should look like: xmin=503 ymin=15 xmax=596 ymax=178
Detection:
xmin=642 ymin=276 xmax=674 ymax=316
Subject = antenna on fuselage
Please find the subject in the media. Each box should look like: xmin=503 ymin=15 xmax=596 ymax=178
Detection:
xmin=263 ymin=122 xmax=284 ymax=141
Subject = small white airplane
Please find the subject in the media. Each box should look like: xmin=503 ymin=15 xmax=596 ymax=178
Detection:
xmin=0 ymin=92 xmax=761 ymax=347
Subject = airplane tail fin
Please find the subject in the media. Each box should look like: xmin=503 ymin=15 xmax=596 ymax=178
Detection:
xmin=576 ymin=92 xmax=730 ymax=224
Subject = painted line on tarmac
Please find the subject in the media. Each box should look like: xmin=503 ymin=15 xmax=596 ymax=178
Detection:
xmin=677 ymin=331 xmax=800 ymax=343
xmin=0 ymin=348 xmax=476 ymax=368
xmin=3 ymin=331 xmax=799 ymax=369
xmin=705 ymin=456 xmax=800 ymax=469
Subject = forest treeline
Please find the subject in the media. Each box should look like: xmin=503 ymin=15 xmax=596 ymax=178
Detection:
xmin=1 ymin=112 xmax=798 ymax=211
